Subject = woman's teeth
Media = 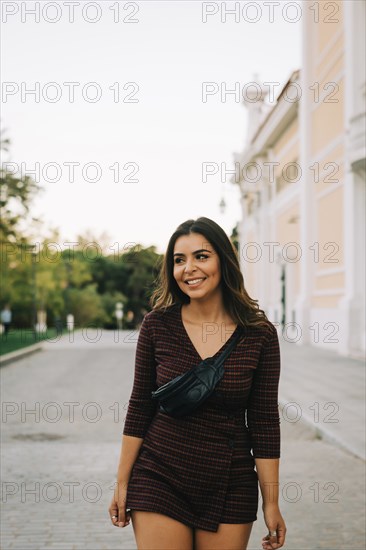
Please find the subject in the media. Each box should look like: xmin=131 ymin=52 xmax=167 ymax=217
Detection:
xmin=186 ymin=278 xmax=205 ymax=285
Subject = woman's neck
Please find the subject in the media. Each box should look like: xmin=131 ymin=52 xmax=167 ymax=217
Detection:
xmin=182 ymin=293 xmax=231 ymax=325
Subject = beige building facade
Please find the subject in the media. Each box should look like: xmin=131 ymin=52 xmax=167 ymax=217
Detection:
xmin=233 ymin=0 xmax=365 ymax=357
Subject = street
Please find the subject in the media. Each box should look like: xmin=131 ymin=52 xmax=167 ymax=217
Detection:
xmin=1 ymin=329 xmax=365 ymax=550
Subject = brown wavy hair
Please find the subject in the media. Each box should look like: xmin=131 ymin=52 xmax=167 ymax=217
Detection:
xmin=150 ymin=217 xmax=272 ymax=330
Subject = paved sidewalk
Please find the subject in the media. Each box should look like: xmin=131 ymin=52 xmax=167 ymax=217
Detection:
xmin=278 ymin=337 xmax=365 ymax=461
xmin=1 ymin=329 xmax=365 ymax=549
xmin=0 ymin=342 xmax=43 ymax=367
xmin=1 ymin=339 xmax=138 ymax=550
xmin=36 ymin=328 xmax=366 ymax=461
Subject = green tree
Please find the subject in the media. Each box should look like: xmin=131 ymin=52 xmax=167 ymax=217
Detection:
xmin=0 ymin=133 xmax=42 ymax=242
xmin=0 ymin=132 xmax=44 ymax=328
xmin=122 ymin=245 xmax=162 ymax=325
xmin=67 ymin=284 xmax=107 ymax=327
xmin=87 ymin=244 xmax=162 ymax=327
xmin=0 ymin=242 xmax=36 ymax=327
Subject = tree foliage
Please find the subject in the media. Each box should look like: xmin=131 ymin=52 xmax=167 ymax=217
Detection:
xmin=0 ymin=134 xmax=42 ymax=242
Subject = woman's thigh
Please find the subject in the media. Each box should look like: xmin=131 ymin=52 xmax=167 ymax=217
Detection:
xmin=194 ymin=522 xmax=254 ymax=550
xmin=130 ymin=510 xmax=194 ymax=550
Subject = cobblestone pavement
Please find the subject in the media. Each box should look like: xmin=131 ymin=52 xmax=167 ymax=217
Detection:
xmin=1 ymin=330 xmax=365 ymax=550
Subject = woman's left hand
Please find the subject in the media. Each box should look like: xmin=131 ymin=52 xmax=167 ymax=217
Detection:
xmin=261 ymin=504 xmax=287 ymax=549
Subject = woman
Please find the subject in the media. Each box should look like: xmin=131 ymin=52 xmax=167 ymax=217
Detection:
xmin=109 ymin=217 xmax=287 ymax=550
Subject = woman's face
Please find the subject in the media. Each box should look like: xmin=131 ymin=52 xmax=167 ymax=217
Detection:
xmin=173 ymin=233 xmax=222 ymax=300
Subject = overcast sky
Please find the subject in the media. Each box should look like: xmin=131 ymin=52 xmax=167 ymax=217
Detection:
xmin=2 ymin=0 xmax=301 ymax=254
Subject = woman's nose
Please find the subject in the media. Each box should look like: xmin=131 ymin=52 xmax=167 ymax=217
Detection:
xmin=184 ymin=259 xmax=196 ymax=273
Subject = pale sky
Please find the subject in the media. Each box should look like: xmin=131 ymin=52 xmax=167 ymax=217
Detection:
xmin=2 ymin=0 xmax=301 ymax=254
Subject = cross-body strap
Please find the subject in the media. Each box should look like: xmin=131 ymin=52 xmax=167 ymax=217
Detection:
xmin=210 ymin=326 xmax=244 ymax=369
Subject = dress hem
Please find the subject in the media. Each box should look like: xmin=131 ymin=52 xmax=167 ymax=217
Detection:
xmin=127 ymin=504 xmax=257 ymax=533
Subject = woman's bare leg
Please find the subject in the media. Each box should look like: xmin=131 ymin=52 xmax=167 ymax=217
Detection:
xmin=130 ymin=510 xmax=194 ymax=550
xmin=194 ymin=522 xmax=253 ymax=550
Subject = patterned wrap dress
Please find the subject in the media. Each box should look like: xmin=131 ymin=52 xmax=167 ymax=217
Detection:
xmin=123 ymin=303 xmax=281 ymax=532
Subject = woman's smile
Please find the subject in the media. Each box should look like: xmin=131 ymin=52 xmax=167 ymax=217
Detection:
xmin=185 ymin=277 xmax=207 ymax=288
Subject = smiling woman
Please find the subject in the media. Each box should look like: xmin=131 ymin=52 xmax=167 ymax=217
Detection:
xmin=110 ymin=217 xmax=287 ymax=550
xmin=174 ymin=236 xmax=220 ymax=295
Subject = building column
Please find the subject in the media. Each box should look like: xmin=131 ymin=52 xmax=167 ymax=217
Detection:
xmin=294 ymin=3 xmax=314 ymax=345
xmin=256 ymin=155 xmax=271 ymax=315
xmin=338 ymin=0 xmax=366 ymax=357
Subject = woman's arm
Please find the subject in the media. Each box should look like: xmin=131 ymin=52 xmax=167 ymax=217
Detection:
xmin=255 ymin=457 xmax=280 ymax=508
xmin=117 ymin=435 xmax=144 ymax=485
xmin=256 ymin=456 xmax=286 ymax=550
xmin=122 ymin=313 xmax=158 ymax=439
xmin=109 ymin=314 xmax=158 ymax=528
xmin=246 ymin=323 xmax=281 ymax=459
xmin=246 ymin=324 xmax=286 ymax=548
xmin=110 ymin=435 xmax=144 ymax=528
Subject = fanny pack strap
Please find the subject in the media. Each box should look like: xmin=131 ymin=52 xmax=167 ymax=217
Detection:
xmin=207 ymin=326 xmax=244 ymax=369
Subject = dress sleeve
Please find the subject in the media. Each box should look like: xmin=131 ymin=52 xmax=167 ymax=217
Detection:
xmin=246 ymin=324 xmax=281 ymax=458
xmin=122 ymin=313 xmax=158 ymax=438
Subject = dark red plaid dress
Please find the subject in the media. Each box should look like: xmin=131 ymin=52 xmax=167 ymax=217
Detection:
xmin=123 ymin=303 xmax=281 ymax=532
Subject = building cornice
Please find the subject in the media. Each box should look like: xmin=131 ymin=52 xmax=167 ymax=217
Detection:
xmin=232 ymin=69 xmax=300 ymax=185
xmin=249 ymin=69 xmax=300 ymax=146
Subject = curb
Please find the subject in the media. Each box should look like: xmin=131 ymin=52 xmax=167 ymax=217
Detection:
xmin=0 ymin=342 xmax=44 ymax=367
xmin=278 ymin=397 xmax=365 ymax=462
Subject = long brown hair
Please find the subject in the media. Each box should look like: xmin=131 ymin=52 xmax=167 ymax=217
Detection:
xmin=150 ymin=217 xmax=271 ymax=330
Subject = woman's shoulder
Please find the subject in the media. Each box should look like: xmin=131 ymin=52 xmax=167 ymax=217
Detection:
xmin=142 ymin=303 xmax=179 ymax=327
xmin=243 ymin=318 xmax=279 ymax=342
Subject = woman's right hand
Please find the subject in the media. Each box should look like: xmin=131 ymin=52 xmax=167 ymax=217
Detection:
xmin=109 ymin=481 xmax=131 ymax=528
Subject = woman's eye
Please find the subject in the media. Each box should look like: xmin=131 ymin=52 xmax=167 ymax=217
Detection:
xmin=174 ymin=254 xmax=208 ymax=264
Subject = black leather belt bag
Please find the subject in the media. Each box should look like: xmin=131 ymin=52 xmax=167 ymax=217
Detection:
xmin=151 ymin=327 xmax=244 ymax=418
